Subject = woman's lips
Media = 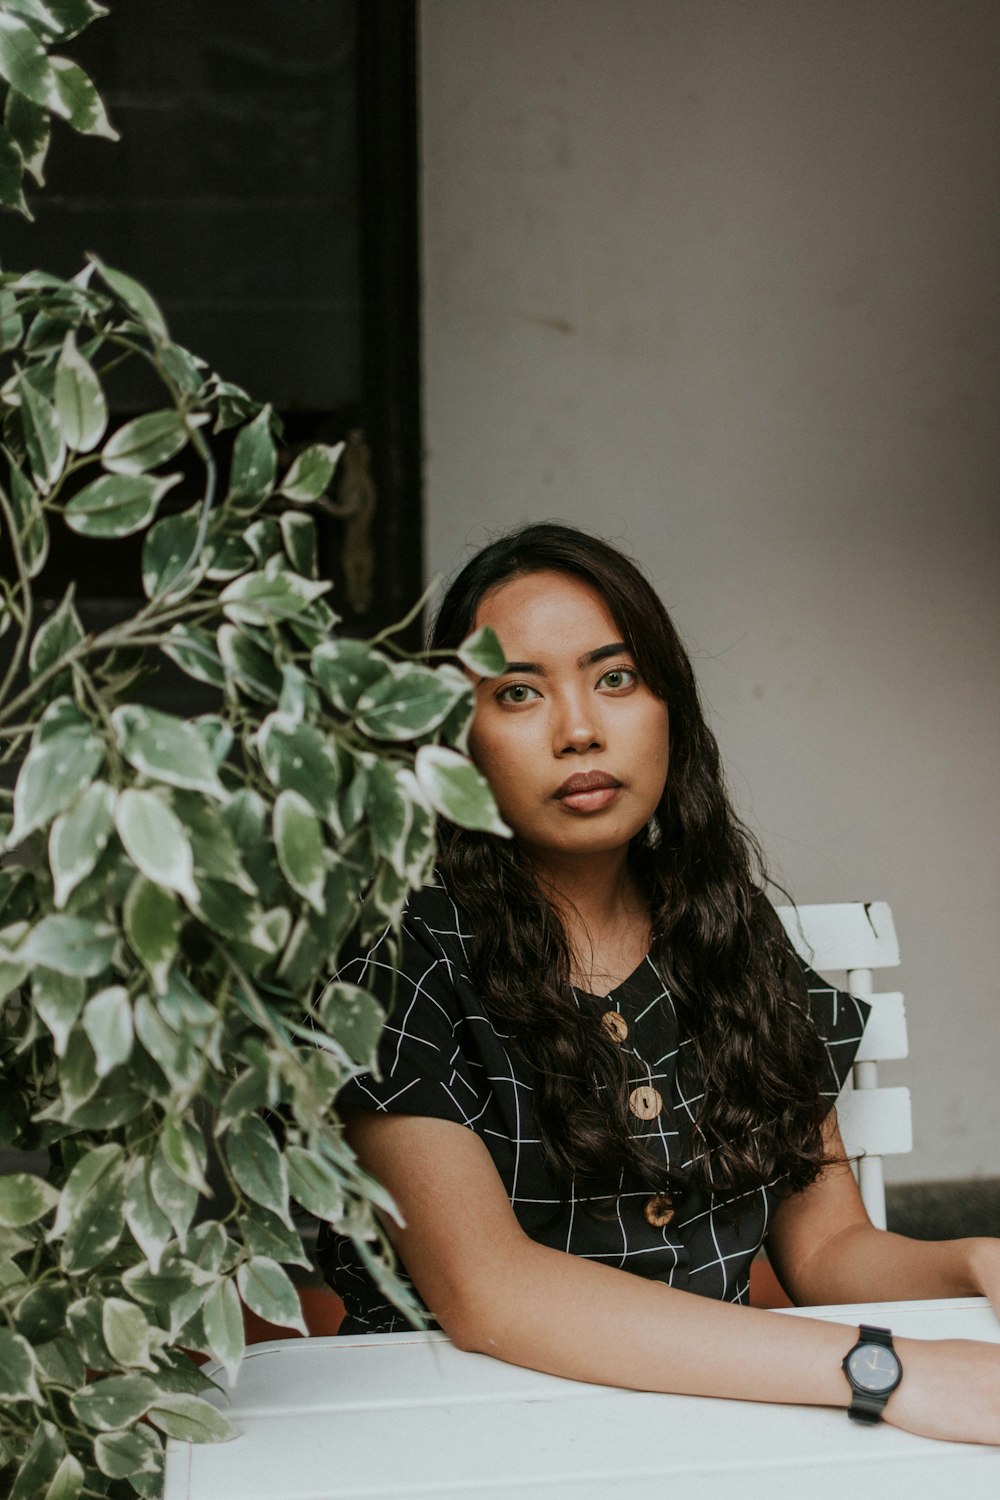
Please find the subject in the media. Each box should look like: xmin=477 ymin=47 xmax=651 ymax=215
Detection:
xmin=553 ymin=771 xmax=623 ymax=813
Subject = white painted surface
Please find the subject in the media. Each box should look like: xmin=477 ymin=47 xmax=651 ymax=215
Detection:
xmin=419 ymin=0 xmax=1000 ymax=1181
xmin=164 ymin=1302 xmax=1000 ymax=1498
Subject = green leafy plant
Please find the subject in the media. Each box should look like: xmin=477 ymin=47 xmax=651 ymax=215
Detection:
xmin=0 ymin=5 xmax=509 ymax=1496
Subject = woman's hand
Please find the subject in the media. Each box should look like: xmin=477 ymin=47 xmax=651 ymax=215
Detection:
xmin=888 ymin=1335 xmax=1000 ymax=1446
xmin=967 ymin=1237 xmax=1000 ymax=1315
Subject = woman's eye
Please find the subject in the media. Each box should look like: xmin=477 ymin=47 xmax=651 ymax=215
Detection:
xmin=496 ymin=682 xmax=540 ymax=705
xmin=598 ymin=666 xmax=637 ymax=690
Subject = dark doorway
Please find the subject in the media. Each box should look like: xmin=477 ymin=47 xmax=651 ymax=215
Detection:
xmin=0 ymin=0 xmax=422 ymax=642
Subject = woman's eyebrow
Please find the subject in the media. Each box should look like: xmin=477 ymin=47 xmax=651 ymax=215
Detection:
xmin=580 ymin=641 xmax=630 ymax=668
xmin=498 ymin=642 xmax=630 ymax=675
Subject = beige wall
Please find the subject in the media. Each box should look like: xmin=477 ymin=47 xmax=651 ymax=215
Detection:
xmin=418 ymin=0 xmax=1000 ymax=1181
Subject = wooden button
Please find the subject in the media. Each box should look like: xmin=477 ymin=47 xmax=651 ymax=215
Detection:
xmin=644 ymin=1193 xmax=675 ymax=1228
xmin=601 ymin=1010 xmax=628 ymax=1043
xmin=628 ymin=1085 xmax=663 ymax=1120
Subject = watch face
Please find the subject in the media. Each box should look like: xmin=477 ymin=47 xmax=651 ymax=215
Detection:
xmin=847 ymin=1344 xmax=901 ymax=1393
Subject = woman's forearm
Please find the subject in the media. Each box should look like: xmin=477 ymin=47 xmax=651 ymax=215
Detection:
xmin=781 ymin=1222 xmax=989 ymax=1308
xmin=442 ymin=1232 xmax=1000 ymax=1445
xmin=446 ymin=1231 xmax=855 ymax=1407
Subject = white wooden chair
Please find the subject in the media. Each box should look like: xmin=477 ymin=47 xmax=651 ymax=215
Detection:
xmin=774 ymin=901 xmax=911 ymax=1229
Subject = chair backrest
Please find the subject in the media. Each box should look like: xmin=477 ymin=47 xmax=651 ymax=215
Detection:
xmin=773 ymin=901 xmax=911 ymax=1229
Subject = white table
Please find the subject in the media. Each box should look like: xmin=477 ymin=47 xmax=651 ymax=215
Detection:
xmin=164 ymin=1298 xmax=1000 ymax=1499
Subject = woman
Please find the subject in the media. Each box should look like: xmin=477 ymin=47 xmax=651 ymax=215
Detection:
xmin=319 ymin=523 xmax=1000 ymax=1444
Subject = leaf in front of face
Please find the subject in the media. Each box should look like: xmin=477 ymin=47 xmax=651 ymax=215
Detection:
xmin=0 ymin=1171 xmax=58 ymax=1228
xmin=272 ymin=788 xmax=327 ymax=913
xmin=20 ymin=913 xmax=116 ymax=978
xmin=101 ymin=408 xmax=190 ymax=475
xmin=7 ymin=450 xmax=50 ymax=575
xmin=8 ymin=723 xmax=104 ymax=845
xmin=311 ymin=637 xmax=395 ymax=713
xmin=28 ymin=582 xmax=84 ymax=684
xmin=115 ymin=788 xmax=199 ymax=906
xmin=146 ymin=1391 xmax=238 ymax=1444
xmin=48 ymin=779 xmax=116 ymax=908
xmin=236 ymin=1255 xmax=307 ymax=1335
xmin=227 ymin=402 xmax=277 ymax=510
xmin=81 ymin=984 xmax=133 ymax=1075
xmin=0 ymin=1326 xmax=43 ymax=1402
xmin=64 ymin=470 xmax=181 ymax=538
xmin=31 ymin=966 xmax=85 ymax=1055
xmin=53 ymin=329 xmax=107 ymax=450
xmin=257 ymin=713 xmax=342 ymax=825
xmin=17 ymin=371 xmax=66 ymax=490
xmin=49 ymin=54 xmax=118 ymax=138
xmin=355 ymin=663 xmax=464 ymax=742
xmin=71 ymin=1372 xmax=159 ymax=1432
xmin=55 ymin=1142 xmax=127 ymax=1274
xmin=94 ymin=1425 xmax=163 ymax=1493
xmin=456 ymin=625 xmax=506 ymax=676
xmin=224 ymin=1114 xmax=291 ymax=1225
xmin=415 ymin=744 xmax=512 ymax=836
xmin=278 ymin=440 xmax=343 ymax=501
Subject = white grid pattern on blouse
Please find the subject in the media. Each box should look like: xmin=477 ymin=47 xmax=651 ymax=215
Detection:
xmin=323 ymin=882 xmax=869 ymax=1333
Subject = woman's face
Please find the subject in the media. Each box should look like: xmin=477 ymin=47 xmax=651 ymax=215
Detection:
xmin=467 ymin=570 xmax=670 ymax=871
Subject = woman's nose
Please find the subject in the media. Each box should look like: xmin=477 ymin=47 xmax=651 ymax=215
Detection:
xmin=554 ymin=693 xmax=603 ymax=755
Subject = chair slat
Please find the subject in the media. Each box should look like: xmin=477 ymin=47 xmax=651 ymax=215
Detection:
xmin=852 ymin=992 xmax=908 ymax=1062
xmin=775 ymin=901 xmax=900 ymax=971
xmin=837 ymin=1086 xmax=913 ymax=1159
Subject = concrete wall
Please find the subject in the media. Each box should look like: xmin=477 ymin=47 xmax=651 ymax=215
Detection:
xmin=419 ymin=0 xmax=1000 ymax=1181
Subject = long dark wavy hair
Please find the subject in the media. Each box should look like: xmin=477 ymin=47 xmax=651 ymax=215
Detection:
xmin=430 ymin=522 xmax=831 ymax=1200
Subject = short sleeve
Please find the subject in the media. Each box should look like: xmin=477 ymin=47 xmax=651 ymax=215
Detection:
xmin=798 ymin=959 xmax=871 ymax=1103
xmin=334 ymin=894 xmax=488 ymax=1130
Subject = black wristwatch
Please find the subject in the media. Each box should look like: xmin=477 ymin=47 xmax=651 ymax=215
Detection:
xmin=842 ymin=1324 xmax=903 ymax=1423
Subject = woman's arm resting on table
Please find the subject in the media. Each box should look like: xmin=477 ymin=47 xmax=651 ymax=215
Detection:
xmin=347 ymin=1110 xmax=1000 ymax=1444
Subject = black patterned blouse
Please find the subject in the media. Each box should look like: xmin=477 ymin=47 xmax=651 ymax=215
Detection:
xmin=318 ymin=879 xmax=870 ymax=1333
